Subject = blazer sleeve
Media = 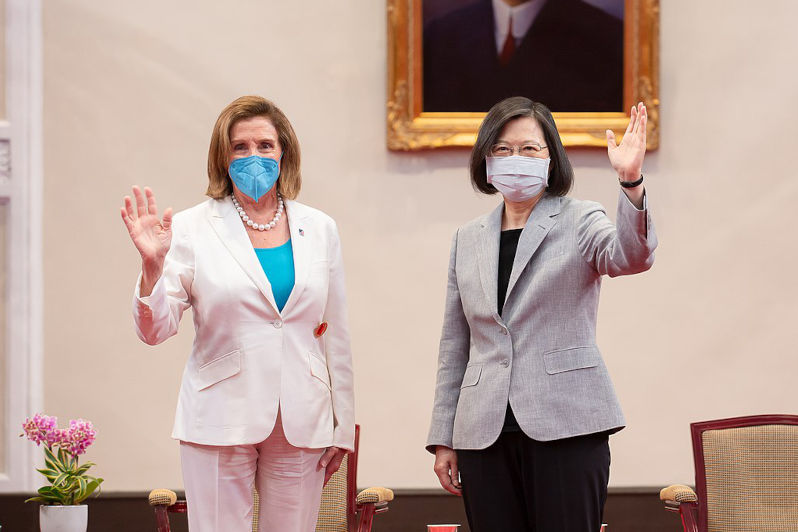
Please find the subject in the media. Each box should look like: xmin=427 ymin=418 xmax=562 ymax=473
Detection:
xmin=426 ymin=230 xmax=471 ymax=453
xmin=131 ymin=214 xmax=195 ymax=345
xmin=577 ymin=189 xmax=658 ymax=277
xmin=323 ymin=222 xmax=356 ymax=452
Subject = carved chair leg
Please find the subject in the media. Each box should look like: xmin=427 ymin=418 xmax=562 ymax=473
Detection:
xmin=357 ymin=504 xmax=377 ymax=532
xmin=680 ymin=502 xmax=699 ymax=532
xmin=154 ymin=506 xmax=171 ymax=532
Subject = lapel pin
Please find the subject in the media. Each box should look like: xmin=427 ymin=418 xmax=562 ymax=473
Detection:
xmin=314 ymin=322 xmax=328 ymax=338
xmin=299 ymin=228 xmax=305 ymax=236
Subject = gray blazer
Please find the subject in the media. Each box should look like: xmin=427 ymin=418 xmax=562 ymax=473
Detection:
xmin=426 ymin=190 xmax=657 ymax=452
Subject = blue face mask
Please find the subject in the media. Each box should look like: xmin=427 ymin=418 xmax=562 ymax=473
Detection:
xmin=228 ymin=155 xmax=280 ymax=202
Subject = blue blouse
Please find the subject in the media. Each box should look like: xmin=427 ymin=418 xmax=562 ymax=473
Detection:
xmin=254 ymin=239 xmax=295 ymax=312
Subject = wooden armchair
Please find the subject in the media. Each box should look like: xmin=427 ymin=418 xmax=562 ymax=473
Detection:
xmin=660 ymin=414 xmax=798 ymax=532
xmin=149 ymin=425 xmax=393 ymax=532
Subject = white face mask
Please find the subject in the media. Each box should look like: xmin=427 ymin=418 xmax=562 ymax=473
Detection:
xmin=486 ymin=156 xmax=550 ymax=202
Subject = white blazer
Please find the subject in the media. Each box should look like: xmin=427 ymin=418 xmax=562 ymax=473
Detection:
xmin=132 ymin=197 xmax=355 ymax=451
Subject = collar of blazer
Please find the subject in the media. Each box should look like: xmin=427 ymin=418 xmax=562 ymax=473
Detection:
xmin=206 ymin=196 xmax=313 ymax=317
xmin=478 ymin=193 xmax=562 ymax=322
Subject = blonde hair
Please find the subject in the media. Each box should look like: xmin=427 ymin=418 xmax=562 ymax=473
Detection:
xmin=206 ymin=95 xmax=301 ymax=199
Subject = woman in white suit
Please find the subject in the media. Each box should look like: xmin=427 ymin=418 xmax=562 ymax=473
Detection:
xmin=120 ymin=95 xmax=354 ymax=532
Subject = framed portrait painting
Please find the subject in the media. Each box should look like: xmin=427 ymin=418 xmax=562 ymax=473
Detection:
xmin=387 ymin=0 xmax=660 ymax=150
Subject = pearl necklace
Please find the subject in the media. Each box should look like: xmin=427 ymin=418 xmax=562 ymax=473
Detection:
xmin=231 ymin=194 xmax=284 ymax=231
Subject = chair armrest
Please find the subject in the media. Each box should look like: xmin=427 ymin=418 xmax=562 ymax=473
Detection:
xmin=356 ymin=487 xmax=394 ymax=505
xmin=355 ymin=488 xmax=394 ymax=532
xmin=660 ymin=485 xmax=699 ymax=532
xmin=149 ymin=489 xmax=178 ymax=506
xmin=660 ymin=484 xmax=697 ymax=504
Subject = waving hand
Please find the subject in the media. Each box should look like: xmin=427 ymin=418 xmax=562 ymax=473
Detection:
xmin=120 ymin=186 xmax=172 ymax=295
xmin=606 ymin=102 xmax=647 ymax=182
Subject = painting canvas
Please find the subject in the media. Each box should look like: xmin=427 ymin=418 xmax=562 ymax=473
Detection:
xmin=387 ymin=0 xmax=659 ymax=150
xmin=423 ymin=0 xmax=624 ymax=113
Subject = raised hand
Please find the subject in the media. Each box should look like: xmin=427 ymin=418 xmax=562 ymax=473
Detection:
xmin=606 ymin=102 xmax=647 ymax=182
xmin=120 ymin=186 xmax=173 ymax=294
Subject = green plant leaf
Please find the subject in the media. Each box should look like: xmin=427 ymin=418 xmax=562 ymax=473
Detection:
xmin=74 ymin=477 xmax=104 ymax=504
xmin=73 ymin=476 xmax=86 ymax=504
xmin=36 ymin=485 xmax=69 ymax=505
xmin=75 ymin=462 xmax=95 ymax=475
xmin=52 ymin=471 xmax=70 ymax=488
xmin=43 ymin=446 xmax=65 ymax=472
xmin=43 ymin=457 xmax=59 ymax=473
xmin=25 ymin=493 xmax=62 ymax=504
xmin=58 ymin=448 xmax=76 ymax=472
xmin=38 ymin=485 xmax=58 ymax=496
xmin=42 ymin=445 xmax=55 ymax=461
xmin=88 ymin=478 xmax=103 ymax=495
xmin=66 ymin=477 xmax=81 ymax=502
xmin=36 ymin=467 xmax=58 ymax=481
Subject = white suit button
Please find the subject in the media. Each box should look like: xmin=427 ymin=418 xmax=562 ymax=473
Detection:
xmin=500 ymin=359 xmax=510 ymax=367
xmin=500 ymin=327 xmax=509 ymax=335
xmin=273 ymin=320 xmax=283 ymax=329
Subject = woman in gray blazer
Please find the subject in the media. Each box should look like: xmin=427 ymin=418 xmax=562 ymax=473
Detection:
xmin=427 ymin=97 xmax=657 ymax=532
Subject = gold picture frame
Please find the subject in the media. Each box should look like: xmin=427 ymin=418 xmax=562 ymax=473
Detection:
xmin=387 ymin=0 xmax=660 ymax=150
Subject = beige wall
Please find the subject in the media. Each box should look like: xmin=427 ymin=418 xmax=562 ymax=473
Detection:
xmin=42 ymin=0 xmax=798 ymax=492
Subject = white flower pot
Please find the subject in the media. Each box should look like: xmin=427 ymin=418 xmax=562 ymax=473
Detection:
xmin=39 ymin=505 xmax=88 ymax=532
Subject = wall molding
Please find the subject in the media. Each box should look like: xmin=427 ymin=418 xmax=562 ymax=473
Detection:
xmin=0 ymin=0 xmax=43 ymax=492
xmin=0 ymin=488 xmax=681 ymax=531
xmin=0 ymin=136 xmax=10 ymax=184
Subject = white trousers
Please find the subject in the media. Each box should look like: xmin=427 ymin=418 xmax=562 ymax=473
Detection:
xmin=179 ymin=412 xmax=326 ymax=532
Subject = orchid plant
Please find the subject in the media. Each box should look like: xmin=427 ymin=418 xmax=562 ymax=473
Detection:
xmin=21 ymin=414 xmax=104 ymax=505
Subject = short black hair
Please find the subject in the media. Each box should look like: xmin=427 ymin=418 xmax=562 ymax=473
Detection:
xmin=469 ymin=97 xmax=573 ymax=196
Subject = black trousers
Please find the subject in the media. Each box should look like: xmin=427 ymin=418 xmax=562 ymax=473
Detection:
xmin=457 ymin=431 xmax=610 ymax=532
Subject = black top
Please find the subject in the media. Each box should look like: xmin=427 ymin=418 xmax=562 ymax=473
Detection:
xmin=498 ymin=229 xmax=523 ymax=432
xmin=498 ymin=229 xmax=523 ymax=316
